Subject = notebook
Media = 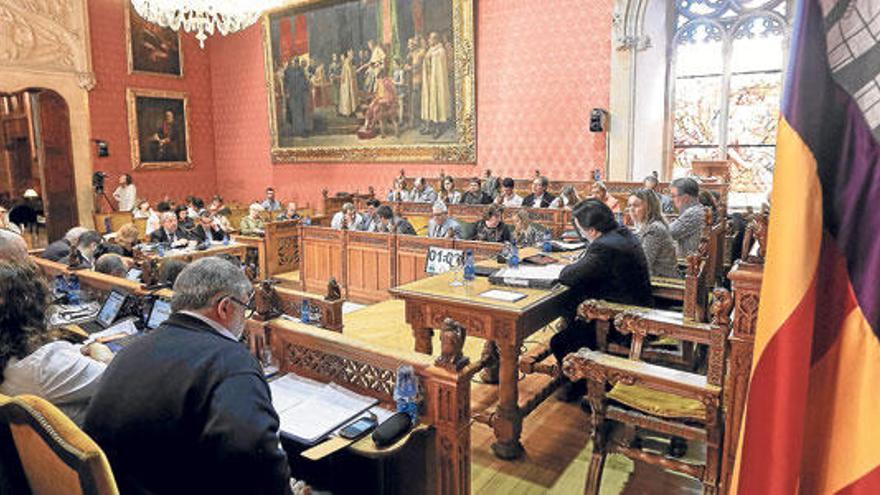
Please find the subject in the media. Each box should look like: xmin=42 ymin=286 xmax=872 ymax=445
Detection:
xmin=269 ymin=374 xmax=378 ymax=445
xmin=489 ymin=265 xmax=566 ymax=289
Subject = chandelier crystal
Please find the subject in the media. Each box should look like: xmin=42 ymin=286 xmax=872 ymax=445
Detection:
xmin=130 ymin=0 xmax=279 ymax=48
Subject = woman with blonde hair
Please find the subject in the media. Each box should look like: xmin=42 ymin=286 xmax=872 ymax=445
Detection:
xmin=239 ymin=203 xmax=266 ymax=235
xmin=511 ymin=209 xmax=550 ymax=247
xmin=626 ymin=189 xmax=678 ymax=278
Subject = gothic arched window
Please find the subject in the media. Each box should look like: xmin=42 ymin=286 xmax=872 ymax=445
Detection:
xmin=671 ymin=0 xmax=789 ymax=202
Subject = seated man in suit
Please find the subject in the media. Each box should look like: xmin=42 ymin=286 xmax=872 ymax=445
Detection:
xmin=373 ymin=205 xmax=416 ymax=235
xmin=521 ymin=176 xmax=556 ymax=208
xmin=359 ymin=198 xmax=382 ymax=231
xmin=550 ymin=199 xmax=653 ymax=400
xmin=42 ymin=226 xmax=89 ymax=262
xmin=460 ymin=177 xmax=493 ymax=205
xmin=427 ymin=201 xmax=462 ymax=239
xmin=474 ymin=204 xmax=512 ymax=243
xmin=330 ymin=202 xmax=365 ymax=230
xmin=410 ymin=177 xmax=438 ymax=203
xmin=84 ymin=257 xmax=305 ymax=495
xmin=149 ymin=212 xmax=191 ymax=247
xmin=70 ymin=230 xmax=102 ymax=269
xmin=668 ymin=177 xmax=706 ymax=257
xmin=190 ymin=211 xmax=227 ymax=244
xmin=276 ymin=202 xmax=300 ymax=222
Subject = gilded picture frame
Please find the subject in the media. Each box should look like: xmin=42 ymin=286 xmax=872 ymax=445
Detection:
xmin=125 ymin=2 xmax=184 ymax=77
xmin=126 ymin=88 xmax=193 ymax=170
xmin=262 ymin=0 xmax=475 ymax=164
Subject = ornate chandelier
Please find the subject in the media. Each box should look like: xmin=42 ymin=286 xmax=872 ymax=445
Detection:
xmin=130 ymin=0 xmax=279 ymax=48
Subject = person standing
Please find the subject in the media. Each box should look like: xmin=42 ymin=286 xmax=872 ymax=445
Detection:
xmin=421 ymin=32 xmax=451 ymax=139
xmin=113 ymin=174 xmax=137 ymax=212
xmin=338 ymin=49 xmax=359 ymax=117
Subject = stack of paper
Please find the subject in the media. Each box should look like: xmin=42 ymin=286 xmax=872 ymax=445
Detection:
xmin=269 ymin=374 xmax=378 ymax=445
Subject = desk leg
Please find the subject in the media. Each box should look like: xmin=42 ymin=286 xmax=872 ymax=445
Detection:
xmin=491 ymin=341 xmax=524 ymax=460
xmin=413 ymin=326 xmax=433 ymax=355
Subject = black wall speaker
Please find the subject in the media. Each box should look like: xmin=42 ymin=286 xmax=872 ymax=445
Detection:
xmin=589 ymin=108 xmax=608 ymax=133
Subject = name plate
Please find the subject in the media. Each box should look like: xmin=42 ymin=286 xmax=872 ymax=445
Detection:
xmin=425 ymin=246 xmax=463 ymax=275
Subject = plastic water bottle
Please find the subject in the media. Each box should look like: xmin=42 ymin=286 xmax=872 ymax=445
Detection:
xmin=394 ymin=365 xmax=419 ymax=425
xmin=304 ymin=216 xmax=312 ymax=226
xmin=157 ymin=243 xmax=166 ymax=257
xmin=103 ymin=217 xmax=112 ymax=234
xmin=463 ymin=250 xmax=475 ymax=284
xmin=222 ymin=232 xmax=230 ymax=246
xmin=300 ymin=299 xmax=310 ymax=324
xmin=507 ymin=241 xmax=520 ymax=269
xmin=53 ymin=275 xmax=67 ymax=298
xmin=542 ymin=231 xmax=553 ymax=253
xmin=67 ymin=274 xmax=81 ymax=305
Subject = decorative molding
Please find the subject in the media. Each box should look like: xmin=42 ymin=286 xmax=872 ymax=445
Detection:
xmin=612 ymin=0 xmax=652 ymax=52
xmin=0 ymin=0 xmax=93 ymax=86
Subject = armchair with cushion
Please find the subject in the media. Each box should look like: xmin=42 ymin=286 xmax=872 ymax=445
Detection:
xmin=0 ymin=394 xmax=119 ymax=495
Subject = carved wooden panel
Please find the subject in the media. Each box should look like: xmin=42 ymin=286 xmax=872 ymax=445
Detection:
xmin=282 ymin=342 xmax=397 ymax=399
xmin=265 ymin=220 xmax=300 ymax=275
xmin=346 ymin=231 xmax=394 ymax=304
xmin=300 ymin=228 xmax=345 ymax=295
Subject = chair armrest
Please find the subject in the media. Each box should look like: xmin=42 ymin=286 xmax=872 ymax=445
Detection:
xmin=563 ymin=348 xmax=720 ymax=401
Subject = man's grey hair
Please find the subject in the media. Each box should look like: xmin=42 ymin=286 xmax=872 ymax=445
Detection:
xmin=95 ymin=253 xmax=127 ymax=278
xmin=0 ymin=230 xmax=27 ymax=263
xmin=171 ymin=257 xmax=251 ymax=312
xmin=160 ymin=211 xmax=176 ymax=222
xmin=671 ymin=177 xmax=700 ymax=198
xmin=64 ymin=226 xmax=89 ymax=244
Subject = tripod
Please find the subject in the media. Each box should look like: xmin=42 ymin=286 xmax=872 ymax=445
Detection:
xmin=93 ymin=188 xmax=116 ymax=214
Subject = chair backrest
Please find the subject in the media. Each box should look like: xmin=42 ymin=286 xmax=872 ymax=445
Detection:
xmin=0 ymin=393 xmax=29 ymax=494
xmin=0 ymin=394 xmax=119 ymax=495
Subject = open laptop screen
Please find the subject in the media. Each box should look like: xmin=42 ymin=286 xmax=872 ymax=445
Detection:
xmin=97 ymin=290 xmax=126 ymax=328
xmin=147 ymin=299 xmax=172 ymax=330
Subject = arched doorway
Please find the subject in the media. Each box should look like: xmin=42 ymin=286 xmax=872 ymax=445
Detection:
xmin=0 ymin=89 xmax=78 ymax=244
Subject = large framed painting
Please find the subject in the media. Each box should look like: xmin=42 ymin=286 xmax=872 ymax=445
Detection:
xmin=263 ymin=0 xmax=475 ymax=163
xmin=126 ymin=88 xmax=193 ymax=170
xmin=126 ymin=3 xmax=183 ymax=77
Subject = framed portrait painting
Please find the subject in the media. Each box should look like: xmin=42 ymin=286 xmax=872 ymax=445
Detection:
xmin=126 ymin=88 xmax=192 ymax=170
xmin=263 ymin=0 xmax=475 ymax=163
xmin=126 ymin=3 xmax=183 ymax=77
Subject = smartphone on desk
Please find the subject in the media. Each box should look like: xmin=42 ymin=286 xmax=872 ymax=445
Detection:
xmin=339 ymin=416 xmax=378 ymax=440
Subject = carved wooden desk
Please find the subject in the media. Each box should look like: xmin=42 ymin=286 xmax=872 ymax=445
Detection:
xmin=389 ymin=272 xmax=568 ymax=460
xmin=151 ymin=242 xmax=247 ymax=263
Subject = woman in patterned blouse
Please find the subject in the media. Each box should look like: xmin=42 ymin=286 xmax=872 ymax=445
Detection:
xmin=626 ymin=189 xmax=679 ymax=278
xmin=511 ymin=209 xmax=550 ymax=247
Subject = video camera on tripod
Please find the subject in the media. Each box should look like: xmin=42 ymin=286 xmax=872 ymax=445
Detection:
xmin=92 ymin=171 xmax=108 ymax=194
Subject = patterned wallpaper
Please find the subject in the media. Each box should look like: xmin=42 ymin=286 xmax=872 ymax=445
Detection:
xmin=209 ymin=0 xmax=613 ymax=208
xmin=87 ymin=0 xmax=218 ymax=204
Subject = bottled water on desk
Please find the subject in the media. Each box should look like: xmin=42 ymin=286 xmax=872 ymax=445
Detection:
xmin=542 ymin=231 xmax=553 ymax=253
xmin=463 ymin=250 xmax=475 ymax=284
xmin=67 ymin=275 xmax=81 ymax=305
xmin=304 ymin=217 xmax=312 ymax=226
xmin=394 ymin=365 xmax=419 ymax=424
xmin=507 ymin=241 xmax=520 ymax=269
xmin=300 ymin=299 xmax=310 ymax=324
xmin=53 ymin=275 xmax=67 ymax=299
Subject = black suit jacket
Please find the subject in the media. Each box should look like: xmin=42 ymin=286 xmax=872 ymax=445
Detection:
xmin=558 ymin=226 xmax=653 ymax=320
xmin=42 ymin=239 xmax=71 ymax=262
xmin=149 ymin=227 xmax=190 ymax=244
xmin=522 ymin=193 xmax=556 ymax=208
xmin=189 ymin=224 xmax=226 ymax=243
xmin=83 ymin=313 xmax=291 ymax=495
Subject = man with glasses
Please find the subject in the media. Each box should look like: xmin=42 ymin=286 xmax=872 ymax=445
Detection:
xmin=84 ymin=257 xmax=306 ymax=495
xmin=668 ymin=177 xmax=706 ymax=257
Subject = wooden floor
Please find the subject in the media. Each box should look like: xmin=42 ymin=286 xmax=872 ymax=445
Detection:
xmin=343 ymin=301 xmax=703 ymax=494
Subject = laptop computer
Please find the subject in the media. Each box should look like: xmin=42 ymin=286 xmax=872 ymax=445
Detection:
xmin=79 ymin=289 xmax=128 ymax=335
xmin=145 ymin=299 xmax=172 ymax=331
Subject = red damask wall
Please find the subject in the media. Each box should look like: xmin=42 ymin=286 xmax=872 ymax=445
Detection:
xmin=209 ymin=0 xmax=612 ymax=208
xmin=87 ymin=0 xmax=217 ymax=203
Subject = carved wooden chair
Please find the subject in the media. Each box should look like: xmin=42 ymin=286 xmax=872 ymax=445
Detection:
xmin=563 ymin=287 xmax=733 ymax=495
xmin=579 ymin=210 xmax=718 ymax=371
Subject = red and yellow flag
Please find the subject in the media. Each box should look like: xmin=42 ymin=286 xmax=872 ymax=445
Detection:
xmin=733 ymin=1 xmax=880 ymax=493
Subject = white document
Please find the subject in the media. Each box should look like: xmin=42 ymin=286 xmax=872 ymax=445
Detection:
xmin=551 ymin=240 xmax=586 ymax=251
xmin=83 ymin=318 xmax=139 ymax=345
xmin=270 ymin=374 xmax=378 ymax=445
xmin=493 ymin=264 xmax=566 ymax=281
xmin=479 ymin=289 xmax=528 ymax=303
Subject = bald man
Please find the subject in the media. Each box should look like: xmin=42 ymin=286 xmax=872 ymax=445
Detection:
xmin=0 ymin=230 xmax=28 ymax=263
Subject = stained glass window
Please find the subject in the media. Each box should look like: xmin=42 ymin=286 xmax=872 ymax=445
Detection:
xmin=671 ymin=0 xmax=789 ymax=205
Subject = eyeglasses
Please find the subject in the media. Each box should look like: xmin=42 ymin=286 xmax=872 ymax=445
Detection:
xmin=226 ymin=292 xmax=256 ymax=319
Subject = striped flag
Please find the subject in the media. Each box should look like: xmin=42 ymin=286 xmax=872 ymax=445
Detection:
xmin=732 ymin=0 xmax=880 ymax=493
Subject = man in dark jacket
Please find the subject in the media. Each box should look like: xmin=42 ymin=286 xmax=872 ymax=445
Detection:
xmin=84 ymin=257 xmax=299 ymax=495
xmin=521 ymin=176 xmax=556 ymax=208
xmin=42 ymin=226 xmax=88 ymax=262
xmin=460 ymin=177 xmax=493 ymax=205
xmin=149 ymin=211 xmax=191 ymax=245
xmin=550 ymin=199 xmax=653 ymax=400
